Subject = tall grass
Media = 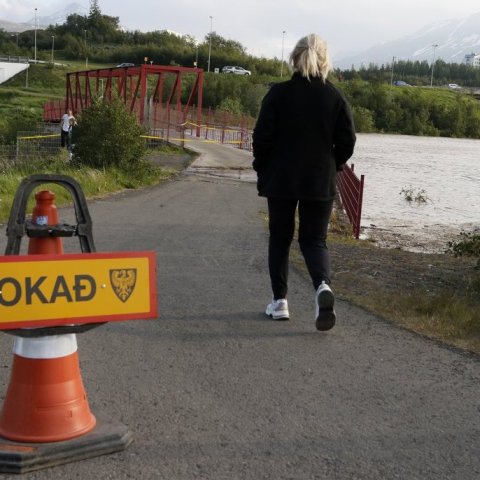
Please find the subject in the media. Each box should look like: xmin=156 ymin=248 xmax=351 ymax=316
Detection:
xmin=288 ymin=206 xmax=480 ymax=353
xmin=0 ymin=152 xmax=176 ymax=224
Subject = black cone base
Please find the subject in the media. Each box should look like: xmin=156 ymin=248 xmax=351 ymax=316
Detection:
xmin=0 ymin=412 xmax=132 ymax=474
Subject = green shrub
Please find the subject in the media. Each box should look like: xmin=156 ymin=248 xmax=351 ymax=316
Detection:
xmin=0 ymin=108 xmax=41 ymax=144
xmin=352 ymin=106 xmax=375 ymax=133
xmin=72 ymin=97 xmax=146 ymax=170
xmin=400 ymin=186 xmax=429 ymax=203
xmin=447 ymin=230 xmax=480 ymax=268
xmin=217 ymin=96 xmax=244 ymax=115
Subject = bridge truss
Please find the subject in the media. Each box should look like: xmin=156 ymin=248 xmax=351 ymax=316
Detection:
xmin=63 ymin=64 xmax=203 ymax=134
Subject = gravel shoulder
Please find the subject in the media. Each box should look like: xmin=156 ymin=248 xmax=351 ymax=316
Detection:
xmin=323 ymin=209 xmax=480 ymax=353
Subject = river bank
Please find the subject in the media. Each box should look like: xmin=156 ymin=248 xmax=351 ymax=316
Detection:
xmin=352 ymin=133 xmax=480 ymax=253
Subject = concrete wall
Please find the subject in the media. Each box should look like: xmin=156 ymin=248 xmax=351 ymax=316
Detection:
xmin=0 ymin=62 xmax=29 ymax=84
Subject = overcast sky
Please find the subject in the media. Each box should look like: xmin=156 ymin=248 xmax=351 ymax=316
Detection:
xmin=2 ymin=0 xmax=480 ymax=61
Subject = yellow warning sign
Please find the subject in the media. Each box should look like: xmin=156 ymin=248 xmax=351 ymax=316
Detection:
xmin=0 ymin=252 xmax=157 ymax=329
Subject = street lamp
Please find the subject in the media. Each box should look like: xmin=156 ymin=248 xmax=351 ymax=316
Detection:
xmin=51 ymin=35 xmax=55 ymax=65
xmin=84 ymin=30 xmax=88 ymax=69
xmin=430 ymin=44 xmax=438 ymax=87
xmin=390 ymin=56 xmax=396 ymax=87
xmin=34 ymin=8 xmax=37 ymax=64
xmin=280 ymin=30 xmax=286 ymax=77
xmin=207 ymin=16 xmax=213 ymax=73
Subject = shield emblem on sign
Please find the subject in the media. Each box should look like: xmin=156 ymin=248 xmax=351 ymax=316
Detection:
xmin=109 ymin=269 xmax=137 ymax=303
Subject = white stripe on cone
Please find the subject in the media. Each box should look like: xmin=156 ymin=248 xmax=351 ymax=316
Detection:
xmin=13 ymin=334 xmax=78 ymax=359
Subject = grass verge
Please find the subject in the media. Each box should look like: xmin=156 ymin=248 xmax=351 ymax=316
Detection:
xmin=290 ymin=202 xmax=480 ymax=354
xmin=0 ymin=148 xmax=188 ymax=224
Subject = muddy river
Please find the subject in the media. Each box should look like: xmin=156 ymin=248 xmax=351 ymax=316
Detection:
xmin=351 ymin=133 xmax=479 ymax=253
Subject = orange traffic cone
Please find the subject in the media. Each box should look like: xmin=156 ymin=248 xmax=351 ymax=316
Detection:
xmin=0 ymin=190 xmax=96 ymax=442
xmin=0 ymin=336 xmax=96 ymax=442
xmin=28 ymin=190 xmax=63 ymax=255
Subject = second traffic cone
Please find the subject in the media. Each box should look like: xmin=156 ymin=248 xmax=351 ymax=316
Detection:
xmin=28 ymin=190 xmax=63 ymax=255
xmin=0 ymin=190 xmax=96 ymax=443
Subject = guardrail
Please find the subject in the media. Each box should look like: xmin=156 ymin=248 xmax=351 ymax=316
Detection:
xmin=0 ymin=55 xmax=29 ymax=64
xmin=336 ymin=163 xmax=364 ymax=239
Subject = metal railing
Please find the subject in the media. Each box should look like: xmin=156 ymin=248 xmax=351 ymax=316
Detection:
xmin=0 ymin=126 xmax=62 ymax=172
xmin=336 ymin=163 xmax=364 ymax=239
xmin=44 ymin=99 xmax=65 ymax=122
xmin=0 ymin=55 xmax=29 ymax=64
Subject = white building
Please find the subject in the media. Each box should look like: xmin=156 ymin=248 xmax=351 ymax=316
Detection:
xmin=464 ymin=53 xmax=480 ymax=68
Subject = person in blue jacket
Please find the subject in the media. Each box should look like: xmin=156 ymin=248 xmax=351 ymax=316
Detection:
xmin=252 ymin=33 xmax=356 ymax=330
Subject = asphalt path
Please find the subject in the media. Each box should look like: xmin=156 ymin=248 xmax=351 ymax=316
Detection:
xmin=0 ymin=140 xmax=479 ymax=479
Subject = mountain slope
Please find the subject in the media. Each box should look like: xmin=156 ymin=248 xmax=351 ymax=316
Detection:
xmin=335 ymin=11 xmax=480 ymax=68
xmin=0 ymin=2 xmax=85 ymax=32
xmin=26 ymin=2 xmax=86 ymax=28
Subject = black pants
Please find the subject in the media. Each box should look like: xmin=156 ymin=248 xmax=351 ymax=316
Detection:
xmin=61 ymin=129 xmax=69 ymax=148
xmin=267 ymin=197 xmax=333 ymax=300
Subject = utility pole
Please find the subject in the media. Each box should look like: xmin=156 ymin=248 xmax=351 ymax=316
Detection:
xmin=390 ymin=56 xmax=396 ymax=87
xmin=51 ymin=35 xmax=55 ymax=65
xmin=430 ymin=44 xmax=438 ymax=87
xmin=281 ymin=30 xmax=286 ymax=77
xmin=84 ymin=30 xmax=88 ymax=69
xmin=207 ymin=16 xmax=213 ymax=73
xmin=34 ymin=8 xmax=37 ymax=64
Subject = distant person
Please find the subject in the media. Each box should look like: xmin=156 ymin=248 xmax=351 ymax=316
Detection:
xmin=67 ymin=115 xmax=77 ymax=155
xmin=252 ymin=33 xmax=356 ymax=331
xmin=60 ymin=109 xmax=75 ymax=148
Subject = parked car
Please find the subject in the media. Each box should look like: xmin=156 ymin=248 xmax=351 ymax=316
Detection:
xmin=393 ymin=80 xmax=411 ymax=87
xmin=221 ymin=66 xmax=251 ymax=75
xmin=116 ymin=63 xmax=135 ymax=68
xmin=448 ymin=83 xmax=462 ymax=89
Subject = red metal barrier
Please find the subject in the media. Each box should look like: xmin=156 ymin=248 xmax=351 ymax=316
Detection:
xmin=336 ymin=163 xmax=364 ymax=239
xmin=44 ymin=65 xmax=204 ymax=130
xmin=65 ymin=65 xmax=203 ymax=129
xmin=43 ymin=99 xmax=66 ymax=123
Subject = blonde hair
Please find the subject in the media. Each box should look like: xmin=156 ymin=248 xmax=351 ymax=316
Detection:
xmin=289 ymin=34 xmax=331 ymax=81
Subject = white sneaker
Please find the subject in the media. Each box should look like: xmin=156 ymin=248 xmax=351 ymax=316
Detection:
xmin=265 ymin=298 xmax=289 ymax=320
xmin=315 ymin=282 xmax=336 ymax=331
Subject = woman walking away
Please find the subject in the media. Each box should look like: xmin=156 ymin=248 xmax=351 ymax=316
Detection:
xmin=252 ymin=33 xmax=356 ymax=331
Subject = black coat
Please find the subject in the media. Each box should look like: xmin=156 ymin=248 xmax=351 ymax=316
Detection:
xmin=252 ymin=73 xmax=356 ymax=200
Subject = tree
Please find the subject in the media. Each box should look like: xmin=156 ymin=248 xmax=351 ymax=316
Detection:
xmin=73 ymin=97 xmax=146 ymax=170
xmin=89 ymin=0 xmax=101 ymax=19
xmin=86 ymin=0 xmax=120 ymax=43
